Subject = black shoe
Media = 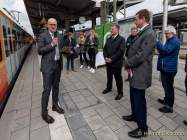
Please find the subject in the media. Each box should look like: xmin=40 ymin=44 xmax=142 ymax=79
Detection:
xmin=102 ymin=89 xmax=112 ymax=94
xmin=157 ymin=98 xmax=166 ymax=105
xmin=122 ymin=115 xmax=136 ymax=122
xmin=115 ymin=94 xmax=123 ymax=100
xmin=183 ymin=120 xmax=187 ymax=126
xmin=158 ymin=106 xmax=173 ymax=113
xmin=52 ymin=105 xmax=65 ymax=114
xmin=42 ymin=113 xmax=55 ymax=124
xmin=128 ymin=128 xmax=148 ymax=138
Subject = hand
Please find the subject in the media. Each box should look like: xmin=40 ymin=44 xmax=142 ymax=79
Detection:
xmin=105 ymin=58 xmax=112 ymax=63
xmin=51 ymin=38 xmax=58 ymax=47
xmin=70 ymin=51 xmax=74 ymax=54
xmin=107 ymin=58 xmax=112 ymax=63
xmin=105 ymin=57 xmax=108 ymax=62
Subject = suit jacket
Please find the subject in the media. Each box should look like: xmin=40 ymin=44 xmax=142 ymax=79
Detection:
xmin=103 ymin=35 xmax=126 ymax=67
xmin=125 ymin=25 xmax=156 ymax=89
xmin=38 ymin=31 xmax=63 ymax=73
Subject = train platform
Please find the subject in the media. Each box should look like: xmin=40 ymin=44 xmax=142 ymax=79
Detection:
xmin=0 ymin=46 xmax=187 ymax=140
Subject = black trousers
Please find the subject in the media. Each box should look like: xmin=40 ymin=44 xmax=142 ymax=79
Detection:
xmin=161 ymin=72 xmax=176 ymax=108
xmin=130 ymin=87 xmax=147 ymax=130
xmin=106 ymin=66 xmax=123 ymax=95
xmin=88 ymin=48 xmax=96 ymax=69
xmin=185 ymin=74 xmax=187 ymax=96
xmin=80 ymin=52 xmax=89 ymax=66
xmin=42 ymin=62 xmax=61 ymax=114
xmin=66 ymin=55 xmax=74 ymax=70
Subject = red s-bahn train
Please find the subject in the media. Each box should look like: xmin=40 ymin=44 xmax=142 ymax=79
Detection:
xmin=0 ymin=8 xmax=33 ymax=115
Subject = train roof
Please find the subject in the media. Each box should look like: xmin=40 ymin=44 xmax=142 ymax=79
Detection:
xmin=0 ymin=8 xmax=31 ymax=36
xmin=118 ymin=6 xmax=187 ymax=24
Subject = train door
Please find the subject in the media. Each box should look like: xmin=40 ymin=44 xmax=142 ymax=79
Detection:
xmin=0 ymin=25 xmax=8 ymax=102
xmin=12 ymin=29 xmax=19 ymax=70
xmin=2 ymin=25 xmax=13 ymax=84
xmin=8 ymin=27 xmax=16 ymax=75
xmin=16 ymin=31 xmax=21 ymax=66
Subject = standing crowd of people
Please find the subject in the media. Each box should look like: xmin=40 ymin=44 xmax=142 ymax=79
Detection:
xmin=62 ymin=29 xmax=99 ymax=74
xmin=37 ymin=8 xmax=187 ymax=138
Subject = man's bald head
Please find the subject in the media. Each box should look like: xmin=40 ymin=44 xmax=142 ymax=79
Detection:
xmin=47 ymin=18 xmax=57 ymax=33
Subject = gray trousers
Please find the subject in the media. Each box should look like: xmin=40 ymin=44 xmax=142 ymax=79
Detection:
xmin=41 ymin=61 xmax=61 ymax=114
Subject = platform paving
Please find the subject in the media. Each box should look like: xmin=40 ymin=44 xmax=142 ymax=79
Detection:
xmin=0 ymin=46 xmax=187 ymax=140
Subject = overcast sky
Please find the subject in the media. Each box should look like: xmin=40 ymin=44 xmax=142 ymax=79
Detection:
xmin=0 ymin=0 xmax=186 ymax=35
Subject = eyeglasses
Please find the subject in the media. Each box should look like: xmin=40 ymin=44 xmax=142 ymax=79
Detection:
xmin=49 ymin=24 xmax=57 ymax=26
xmin=165 ymin=32 xmax=170 ymax=34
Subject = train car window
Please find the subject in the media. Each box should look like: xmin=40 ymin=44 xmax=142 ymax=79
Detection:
xmin=8 ymin=28 xmax=13 ymax=53
xmin=17 ymin=31 xmax=22 ymax=49
xmin=0 ymin=42 xmax=2 ymax=62
xmin=20 ymin=31 xmax=23 ymax=48
xmin=2 ymin=26 xmax=10 ymax=57
xmin=12 ymin=30 xmax=17 ymax=51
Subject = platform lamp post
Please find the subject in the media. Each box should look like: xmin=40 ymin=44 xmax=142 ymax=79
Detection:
xmin=113 ymin=0 xmax=117 ymax=23
xmin=162 ymin=0 xmax=169 ymax=44
xmin=162 ymin=0 xmax=179 ymax=43
xmin=123 ymin=0 xmax=126 ymax=18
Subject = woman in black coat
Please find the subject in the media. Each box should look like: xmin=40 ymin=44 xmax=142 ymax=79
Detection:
xmin=63 ymin=31 xmax=76 ymax=73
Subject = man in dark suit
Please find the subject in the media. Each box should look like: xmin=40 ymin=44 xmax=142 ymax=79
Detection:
xmin=38 ymin=18 xmax=64 ymax=124
xmin=123 ymin=9 xmax=156 ymax=138
xmin=103 ymin=24 xmax=125 ymax=100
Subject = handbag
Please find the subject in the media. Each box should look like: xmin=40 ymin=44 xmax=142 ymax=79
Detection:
xmin=72 ymin=48 xmax=79 ymax=58
xmin=61 ymin=46 xmax=70 ymax=54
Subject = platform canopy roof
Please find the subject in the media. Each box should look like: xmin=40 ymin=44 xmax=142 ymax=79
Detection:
xmin=24 ymin=0 xmax=144 ymax=35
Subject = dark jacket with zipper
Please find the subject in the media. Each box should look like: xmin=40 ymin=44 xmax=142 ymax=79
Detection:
xmin=63 ymin=37 xmax=76 ymax=57
xmin=125 ymin=35 xmax=136 ymax=57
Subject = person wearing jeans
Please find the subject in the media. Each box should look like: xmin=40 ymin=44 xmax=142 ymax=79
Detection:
xmin=77 ymin=32 xmax=89 ymax=69
xmin=63 ymin=30 xmax=76 ymax=73
xmin=85 ymin=30 xmax=99 ymax=73
xmin=156 ymin=25 xmax=180 ymax=113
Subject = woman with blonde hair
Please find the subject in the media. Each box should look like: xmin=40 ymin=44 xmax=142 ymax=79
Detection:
xmin=85 ymin=29 xmax=99 ymax=73
xmin=77 ymin=32 xmax=89 ymax=69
